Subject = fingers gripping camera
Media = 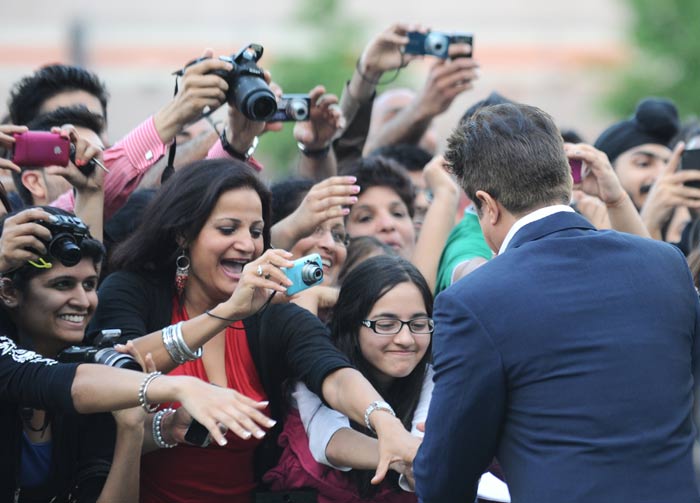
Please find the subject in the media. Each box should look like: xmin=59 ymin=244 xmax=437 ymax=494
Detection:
xmin=283 ymin=253 xmax=324 ymax=295
xmin=181 ymin=44 xmax=277 ymax=122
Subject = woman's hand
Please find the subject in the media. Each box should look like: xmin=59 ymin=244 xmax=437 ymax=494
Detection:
xmin=0 ymin=124 xmax=28 ymax=173
xmin=216 ymin=248 xmax=295 ymax=320
xmin=0 ymin=208 xmax=53 ymax=274
xmin=175 ymin=377 xmax=275 ymax=445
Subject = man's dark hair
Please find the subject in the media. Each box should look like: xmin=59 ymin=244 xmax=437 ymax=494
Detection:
xmin=369 ymin=144 xmax=433 ymax=172
xmin=12 ymin=106 xmax=106 ymax=207
xmin=446 ymin=103 xmax=571 ymax=215
xmin=339 ymin=156 xmax=415 ymax=218
xmin=8 ymin=64 xmax=109 ymax=126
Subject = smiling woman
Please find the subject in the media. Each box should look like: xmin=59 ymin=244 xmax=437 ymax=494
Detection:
xmin=0 ymin=207 xmax=147 ymax=502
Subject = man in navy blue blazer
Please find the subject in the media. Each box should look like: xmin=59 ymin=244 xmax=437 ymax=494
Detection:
xmin=413 ymin=103 xmax=700 ymax=502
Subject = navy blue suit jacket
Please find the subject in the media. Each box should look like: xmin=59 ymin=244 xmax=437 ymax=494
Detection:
xmin=414 ymin=211 xmax=700 ymax=503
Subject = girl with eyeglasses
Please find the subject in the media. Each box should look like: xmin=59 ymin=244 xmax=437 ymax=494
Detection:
xmin=264 ymin=254 xmax=434 ymax=502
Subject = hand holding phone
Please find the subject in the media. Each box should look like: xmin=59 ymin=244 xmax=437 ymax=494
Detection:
xmin=12 ymin=131 xmax=108 ymax=177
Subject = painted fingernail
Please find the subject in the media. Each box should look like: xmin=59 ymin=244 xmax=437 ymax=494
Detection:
xmin=350 ymin=196 xmax=358 ymax=203
xmin=351 ymin=185 xmax=361 ymax=193
xmin=342 ymin=208 xmax=350 ymax=215
xmin=242 ymin=431 xmax=252 ymax=439
xmin=218 ymin=437 xmax=228 ymax=446
xmin=254 ymin=430 xmax=266 ymax=439
xmin=267 ymin=419 xmax=277 ymax=427
xmin=346 ymin=176 xmax=357 ymax=183
xmin=258 ymin=401 xmax=270 ymax=407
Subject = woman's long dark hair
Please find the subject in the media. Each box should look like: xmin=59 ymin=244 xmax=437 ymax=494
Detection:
xmin=110 ymin=158 xmax=271 ymax=283
xmin=329 ymin=254 xmax=433 ymax=495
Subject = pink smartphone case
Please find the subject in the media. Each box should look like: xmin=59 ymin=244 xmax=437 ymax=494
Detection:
xmin=12 ymin=131 xmax=70 ymax=168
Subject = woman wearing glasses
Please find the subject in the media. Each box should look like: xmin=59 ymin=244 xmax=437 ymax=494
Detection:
xmin=264 ymin=254 xmax=433 ymax=502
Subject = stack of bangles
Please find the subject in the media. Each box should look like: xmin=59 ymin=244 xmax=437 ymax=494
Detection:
xmin=162 ymin=321 xmax=203 ymax=364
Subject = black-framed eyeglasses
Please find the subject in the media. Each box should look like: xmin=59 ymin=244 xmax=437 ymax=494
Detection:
xmin=361 ymin=317 xmax=434 ymax=336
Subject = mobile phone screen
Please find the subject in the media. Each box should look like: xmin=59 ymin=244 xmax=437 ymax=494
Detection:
xmin=569 ymin=159 xmax=583 ymax=184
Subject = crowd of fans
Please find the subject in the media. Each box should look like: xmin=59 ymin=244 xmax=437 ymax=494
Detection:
xmin=1 ymin=22 xmax=699 ymax=503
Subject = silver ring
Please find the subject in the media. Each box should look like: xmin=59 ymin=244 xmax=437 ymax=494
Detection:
xmin=256 ymin=264 xmax=264 ymax=277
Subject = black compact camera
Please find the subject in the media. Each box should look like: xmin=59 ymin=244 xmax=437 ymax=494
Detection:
xmin=270 ymin=94 xmax=311 ymax=122
xmin=405 ymin=31 xmax=473 ymax=59
xmin=58 ymin=329 xmax=141 ymax=371
xmin=37 ymin=214 xmax=89 ymax=267
xmin=681 ymin=149 xmax=700 ymax=189
xmin=182 ymin=44 xmax=277 ymax=121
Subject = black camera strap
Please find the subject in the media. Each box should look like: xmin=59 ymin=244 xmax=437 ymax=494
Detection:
xmin=161 ymin=75 xmax=180 ymax=184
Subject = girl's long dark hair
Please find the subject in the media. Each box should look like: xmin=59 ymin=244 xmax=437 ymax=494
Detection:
xmin=110 ymin=158 xmax=271 ymax=283
xmin=328 ymin=254 xmax=433 ymax=495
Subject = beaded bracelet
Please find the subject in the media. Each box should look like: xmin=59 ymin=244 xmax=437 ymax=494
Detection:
xmin=153 ymin=408 xmax=177 ymax=449
xmin=138 ymin=371 xmax=162 ymax=413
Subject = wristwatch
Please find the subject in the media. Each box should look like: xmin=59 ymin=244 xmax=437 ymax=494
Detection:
xmin=364 ymin=400 xmax=396 ymax=432
xmin=221 ymin=129 xmax=259 ymax=161
xmin=297 ymin=141 xmax=331 ymax=159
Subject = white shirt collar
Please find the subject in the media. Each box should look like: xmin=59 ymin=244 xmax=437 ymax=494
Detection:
xmin=498 ymin=205 xmax=575 ymax=255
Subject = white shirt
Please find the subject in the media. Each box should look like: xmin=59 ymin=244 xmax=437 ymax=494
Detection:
xmin=498 ymin=205 xmax=575 ymax=255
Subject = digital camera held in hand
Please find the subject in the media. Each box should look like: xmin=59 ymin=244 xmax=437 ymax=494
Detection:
xmin=58 ymin=329 xmax=141 ymax=371
xmin=405 ymin=31 xmax=473 ymax=59
xmin=270 ymin=94 xmax=311 ymax=122
xmin=284 ymin=253 xmax=324 ymax=295
xmin=182 ymin=44 xmax=277 ymax=121
xmin=36 ymin=214 xmax=90 ymax=267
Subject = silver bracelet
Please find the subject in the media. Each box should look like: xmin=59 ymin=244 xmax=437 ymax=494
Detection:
xmin=152 ymin=408 xmax=177 ymax=448
xmin=172 ymin=321 xmax=203 ymax=361
xmin=138 ymin=371 xmax=162 ymax=413
xmin=364 ymin=400 xmax=396 ymax=433
xmin=162 ymin=325 xmax=186 ymax=364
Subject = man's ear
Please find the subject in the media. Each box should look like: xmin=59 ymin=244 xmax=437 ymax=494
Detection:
xmin=0 ymin=277 xmax=21 ymax=309
xmin=21 ymin=170 xmax=47 ymax=203
xmin=475 ymin=190 xmax=500 ymax=226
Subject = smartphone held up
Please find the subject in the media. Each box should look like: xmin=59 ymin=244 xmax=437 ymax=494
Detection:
xmin=11 ymin=131 xmax=107 ymax=176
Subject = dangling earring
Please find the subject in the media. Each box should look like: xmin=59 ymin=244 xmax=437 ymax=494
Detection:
xmin=175 ymin=250 xmax=190 ymax=296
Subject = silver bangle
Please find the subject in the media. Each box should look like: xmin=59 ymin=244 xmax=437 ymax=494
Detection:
xmin=138 ymin=371 xmax=162 ymax=413
xmin=364 ymin=400 xmax=396 ymax=433
xmin=162 ymin=325 xmax=186 ymax=364
xmin=153 ymin=408 xmax=177 ymax=448
xmin=172 ymin=321 xmax=203 ymax=361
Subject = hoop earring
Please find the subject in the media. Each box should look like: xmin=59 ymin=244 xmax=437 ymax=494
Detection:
xmin=175 ymin=251 xmax=190 ymax=296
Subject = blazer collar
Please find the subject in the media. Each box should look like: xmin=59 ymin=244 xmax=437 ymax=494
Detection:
xmin=506 ymin=211 xmax=596 ymax=251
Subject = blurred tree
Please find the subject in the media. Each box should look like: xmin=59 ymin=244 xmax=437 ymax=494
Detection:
xmin=606 ymin=0 xmax=700 ymax=120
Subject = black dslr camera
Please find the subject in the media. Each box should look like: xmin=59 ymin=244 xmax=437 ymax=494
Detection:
xmin=270 ymin=94 xmax=311 ymax=122
xmin=37 ymin=214 xmax=89 ymax=267
xmin=58 ymin=329 xmax=141 ymax=371
xmin=405 ymin=31 xmax=473 ymax=59
xmin=182 ymin=44 xmax=277 ymax=121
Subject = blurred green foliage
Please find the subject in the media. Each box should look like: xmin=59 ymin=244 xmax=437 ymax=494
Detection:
xmin=606 ymin=0 xmax=700 ymax=122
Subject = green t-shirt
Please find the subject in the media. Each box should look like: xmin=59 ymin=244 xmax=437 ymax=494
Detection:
xmin=435 ymin=206 xmax=493 ymax=295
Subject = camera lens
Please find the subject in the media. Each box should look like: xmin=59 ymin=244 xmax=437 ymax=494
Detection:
xmin=300 ymin=262 xmax=323 ymax=285
xmin=425 ymin=33 xmax=449 ymax=57
xmin=94 ymin=348 xmax=143 ymax=371
xmin=287 ymin=99 xmax=310 ymax=121
xmin=48 ymin=234 xmax=82 ymax=267
xmin=232 ymin=74 xmax=277 ymax=121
